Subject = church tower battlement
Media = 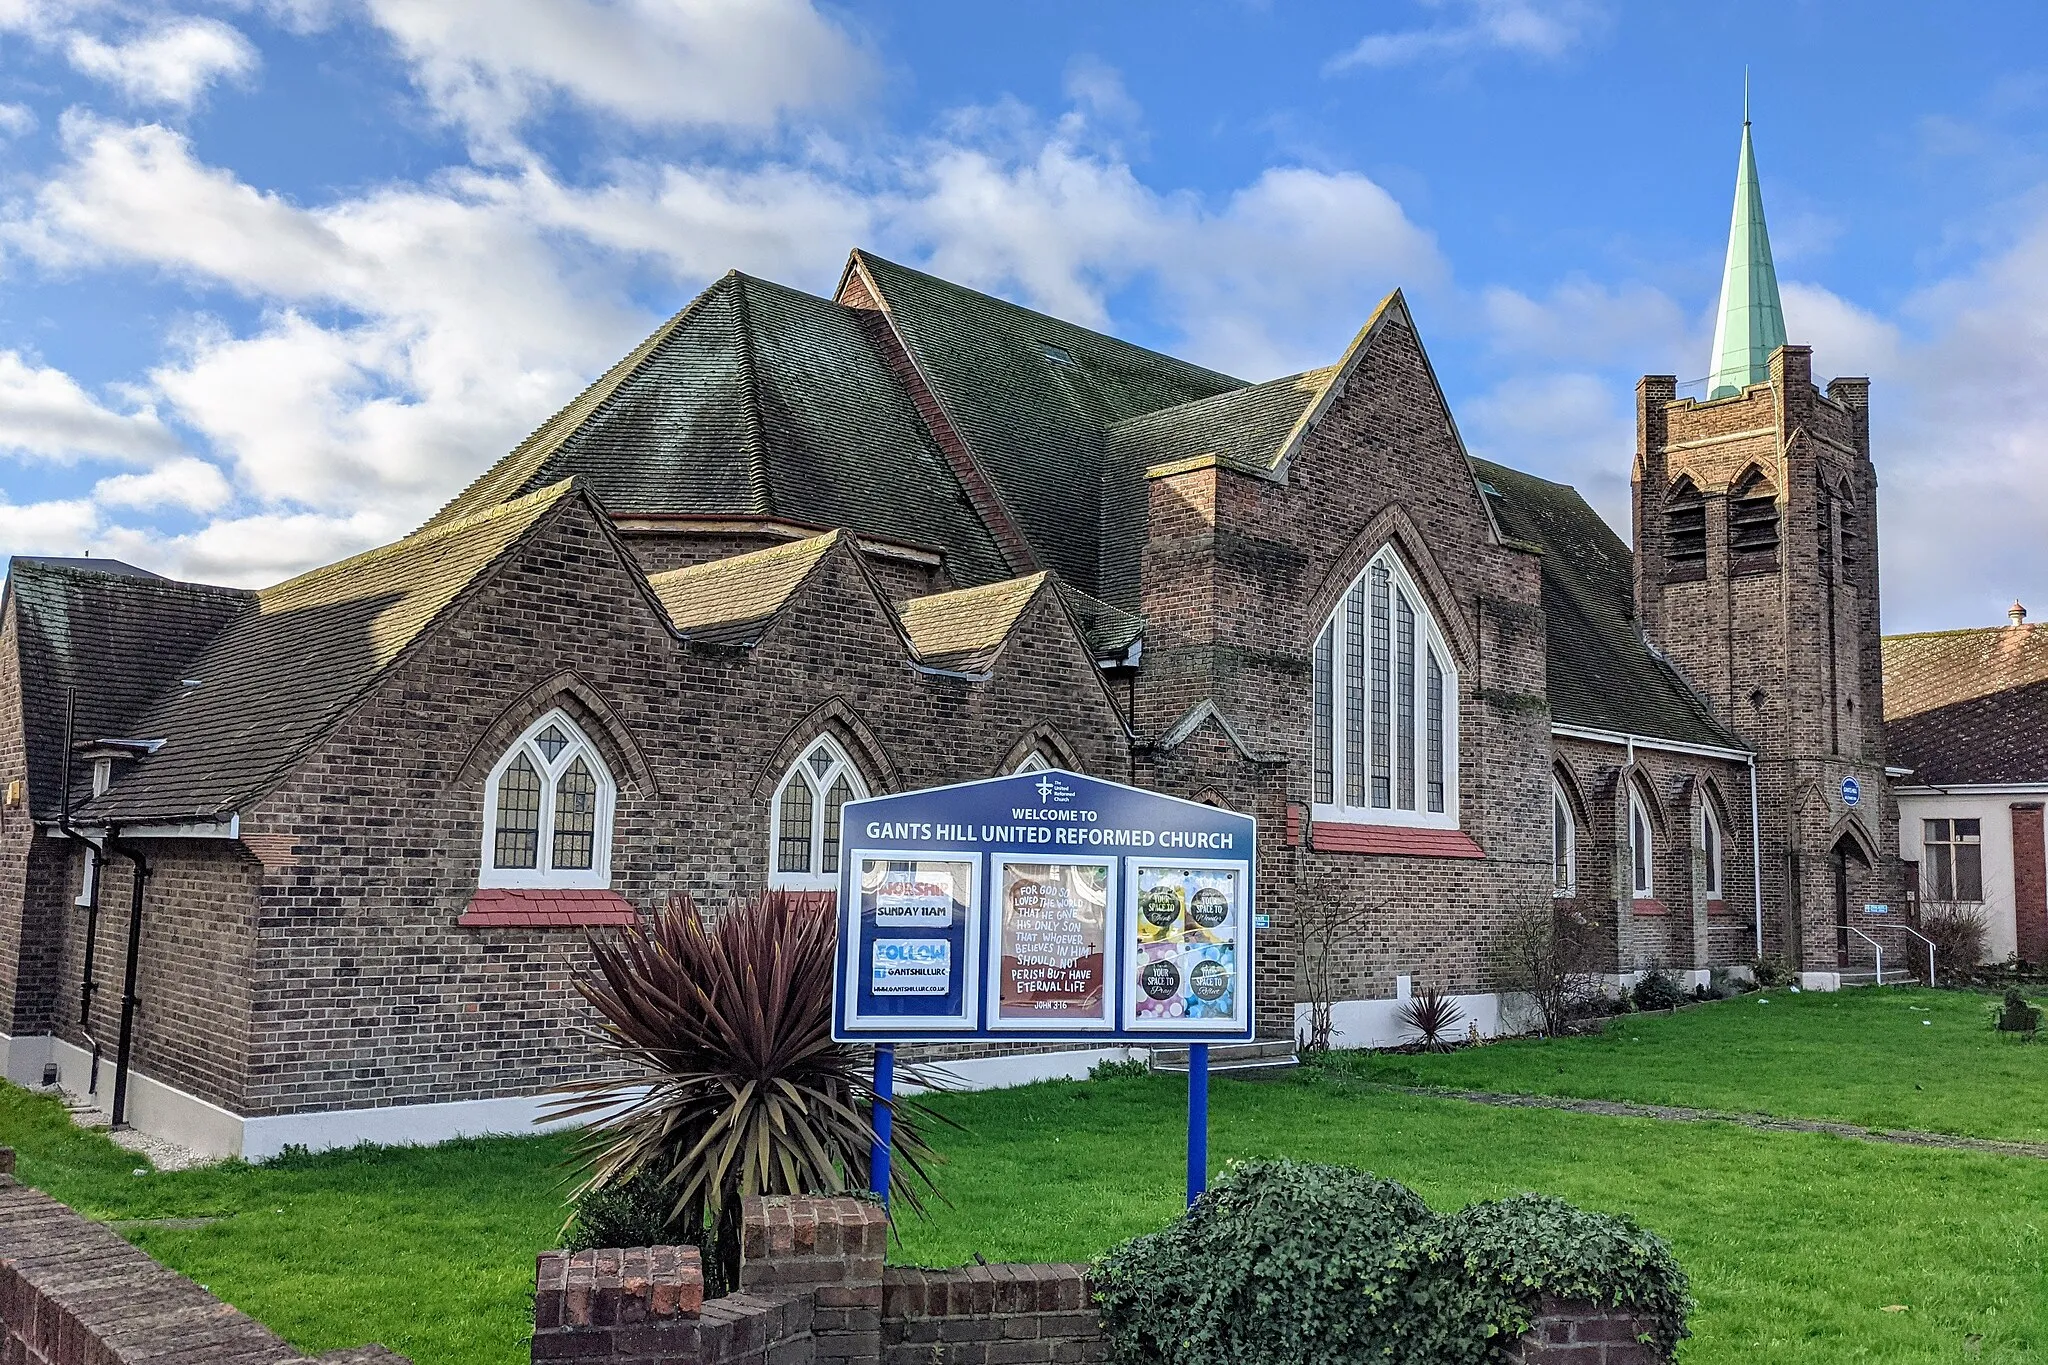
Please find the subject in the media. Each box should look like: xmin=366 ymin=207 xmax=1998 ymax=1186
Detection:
xmin=1631 ymin=109 xmax=1899 ymax=973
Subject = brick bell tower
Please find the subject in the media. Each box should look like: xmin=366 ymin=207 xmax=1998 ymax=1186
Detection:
xmin=1632 ymin=108 xmax=1901 ymax=978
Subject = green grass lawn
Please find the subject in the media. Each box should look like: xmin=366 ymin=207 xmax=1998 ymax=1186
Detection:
xmin=1364 ymin=985 xmax=2048 ymax=1142
xmin=4 ymin=988 xmax=2045 ymax=1365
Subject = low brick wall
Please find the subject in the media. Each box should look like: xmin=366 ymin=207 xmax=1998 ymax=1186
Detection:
xmin=1509 ymin=1293 xmax=1668 ymax=1363
xmin=534 ymin=1197 xmax=1675 ymax=1364
xmin=0 ymin=1148 xmax=408 ymax=1365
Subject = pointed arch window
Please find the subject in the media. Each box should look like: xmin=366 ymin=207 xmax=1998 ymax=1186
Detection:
xmin=770 ymin=738 xmax=868 ymax=892
xmin=1666 ymin=476 xmax=1707 ymax=580
xmin=480 ymin=710 xmax=615 ymax=889
xmin=1552 ymin=779 xmax=1576 ymax=897
xmin=1309 ymin=547 xmax=1459 ymax=829
xmin=1629 ymin=786 xmax=1656 ymax=900
xmin=1700 ymin=800 xmax=1724 ymax=900
xmin=1011 ymin=749 xmax=1052 ymax=775
xmin=1728 ymin=467 xmax=1780 ymax=564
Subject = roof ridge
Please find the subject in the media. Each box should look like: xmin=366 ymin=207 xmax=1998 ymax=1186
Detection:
xmin=7 ymin=558 xmax=253 ymax=598
xmin=1884 ymin=623 xmax=2044 ymax=642
xmin=727 ymin=272 xmax=774 ymax=517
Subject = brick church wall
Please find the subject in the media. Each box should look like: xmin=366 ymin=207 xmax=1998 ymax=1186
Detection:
xmin=227 ymin=497 xmax=1129 ymax=1118
xmin=1140 ymin=306 xmax=1553 ymax=1012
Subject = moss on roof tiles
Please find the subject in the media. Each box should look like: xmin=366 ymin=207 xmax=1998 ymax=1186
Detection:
xmin=1472 ymin=458 xmax=1742 ymax=751
xmin=78 ymin=480 xmax=581 ymax=823
xmin=5 ymin=560 xmax=254 ymax=819
xmin=853 ymin=251 xmax=1244 ymax=599
xmin=897 ymin=573 xmax=1052 ymax=674
xmin=1882 ymin=622 xmax=2048 ymax=784
xmin=648 ymin=532 xmax=843 ymax=646
xmin=425 ymin=270 xmax=1011 ymax=586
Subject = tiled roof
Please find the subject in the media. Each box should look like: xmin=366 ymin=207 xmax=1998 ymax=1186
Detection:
xmin=1097 ymin=367 xmax=1336 ymax=607
xmin=424 ymin=270 xmax=1011 ymax=587
xmin=1472 ymin=459 xmax=1743 ymax=751
xmin=74 ymin=481 xmax=580 ymax=824
xmin=897 ymin=574 xmax=1051 ymax=674
xmin=1882 ymin=622 xmax=2048 ymax=785
xmin=5 ymin=560 xmax=254 ymax=819
xmin=647 ymin=532 xmax=844 ymax=646
xmin=851 ymin=251 xmax=1244 ymax=600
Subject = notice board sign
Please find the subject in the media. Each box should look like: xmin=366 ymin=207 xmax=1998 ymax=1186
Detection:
xmin=832 ymin=770 xmax=1256 ymax=1043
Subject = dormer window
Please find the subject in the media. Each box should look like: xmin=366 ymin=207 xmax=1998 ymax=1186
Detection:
xmin=1309 ymin=547 xmax=1459 ymax=829
xmin=1040 ymin=343 xmax=1076 ymax=366
xmin=91 ymin=758 xmax=112 ymax=797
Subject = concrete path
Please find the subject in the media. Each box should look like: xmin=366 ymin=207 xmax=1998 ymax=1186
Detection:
xmin=1397 ymin=1086 xmax=2048 ymax=1160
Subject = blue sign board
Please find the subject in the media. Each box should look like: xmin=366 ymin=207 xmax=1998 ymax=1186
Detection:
xmin=1841 ymin=776 xmax=1861 ymax=807
xmin=832 ymin=770 xmax=1257 ymax=1044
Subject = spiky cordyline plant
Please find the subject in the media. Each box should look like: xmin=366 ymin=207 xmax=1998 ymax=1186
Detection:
xmin=1394 ymin=985 xmax=1466 ymax=1052
xmin=549 ymin=890 xmax=947 ymax=1288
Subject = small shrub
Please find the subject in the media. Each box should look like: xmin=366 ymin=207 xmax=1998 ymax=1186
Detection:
xmin=1088 ymin=1056 xmax=1153 ymax=1082
xmin=1093 ymin=1160 xmax=1690 ymax=1365
xmin=1749 ymin=957 xmax=1795 ymax=988
xmin=568 ymin=1167 xmax=678 ymax=1252
xmin=1631 ymin=966 xmax=1686 ymax=1012
xmin=1921 ymin=907 xmax=1989 ymax=984
xmin=1395 ymin=987 xmax=1467 ymax=1052
xmin=1993 ymin=990 xmax=2041 ymax=1038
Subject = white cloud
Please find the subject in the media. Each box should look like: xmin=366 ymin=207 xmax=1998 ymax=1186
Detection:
xmin=67 ymin=16 xmax=259 ymax=108
xmin=1780 ymin=281 xmax=1901 ymax=381
xmin=362 ymin=0 xmax=872 ymax=145
xmin=94 ymin=505 xmax=393 ymax=584
xmin=0 ymin=103 xmax=35 ymax=138
xmin=93 ymin=456 xmax=230 ymax=511
xmin=1483 ymin=277 xmax=1693 ymax=369
xmin=1328 ymin=0 xmax=1607 ymax=72
xmin=1462 ymin=371 xmax=1634 ymax=533
xmin=0 ymin=494 xmax=97 ymax=557
xmin=0 ymin=349 xmax=183 ymax=463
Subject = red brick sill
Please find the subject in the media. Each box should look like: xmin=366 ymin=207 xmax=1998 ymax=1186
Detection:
xmin=1630 ymin=898 xmax=1670 ymax=916
xmin=1308 ymin=821 xmax=1485 ymax=859
xmin=459 ymin=887 xmax=639 ymax=929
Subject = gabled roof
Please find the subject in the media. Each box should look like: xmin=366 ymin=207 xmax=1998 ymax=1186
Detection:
xmin=896 ymin=574 xmax=1051 ymax=674
xmin=1883 ymin=622 xmax=2048 ymax=785
xmin=5 ymin=559 xmax=254 ymax=820
xmin=75 ymin=481 xmax=582 ymax=824
xmin=424 ymin=270 xmax=1011 ymax=586
xmin=1472 ymin=459 xmax=1743 ymax=751
xmin=648 ymin=532 xmax=844 ymax=647
xmin=848 ymin=251 xmax=1243 ymax=599
xmin=1097 ymin=366 xmax=1337 ymax=607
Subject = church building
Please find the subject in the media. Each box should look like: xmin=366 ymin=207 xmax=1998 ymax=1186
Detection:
xmin=0 ymin=117 xmax=1907 ymax=1157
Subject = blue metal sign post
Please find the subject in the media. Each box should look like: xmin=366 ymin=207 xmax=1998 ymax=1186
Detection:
xmin=836 ymin=770 xmax=1255 ymax=1212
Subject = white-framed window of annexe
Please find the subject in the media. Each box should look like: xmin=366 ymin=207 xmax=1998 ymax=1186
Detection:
xmin=480 ymin=709 xmax=616 ymax=889
xmin=1629 ymin=786 xmax=1655 ymax=900
xmin=1700 ymin=800 xmax=1724 ymax=900
xmin=770 ymin=737 xmax=869 ymax=893
xmin=1310 ymin=547 xmax=1460 ymax=829
xmin=1551 ymin=779 xmax=1576 ymax=897
xmin=1922 ymin=818 xmax=1984 ymax=903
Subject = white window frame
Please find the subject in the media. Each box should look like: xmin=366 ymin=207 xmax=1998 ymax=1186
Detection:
xmin=1309 ymin=547 xmax=1461 ymax=830
xmin=769 ymin=736 xmax=869 ymax=893
xmin=1011 ymin=749 xmax=1052 ymax=775
xmin=1551 ymin=780 xmax=1576 ymax=897
xmin=76 ymin=845 xmax=98 ymax=908
xmin=1629 ymin=787 xmax=1655 ymax=900
xmin=1922 ymin=817 xmax=1983 ymax=903
xmin=1700 ymin=801 xmax=1723 ymax=899
xmin=479 ymin=709 xmax=616 ymax=890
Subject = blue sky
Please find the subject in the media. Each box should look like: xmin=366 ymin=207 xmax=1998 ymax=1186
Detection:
xmin=2 ymin=0 xmax=2045 ymax=632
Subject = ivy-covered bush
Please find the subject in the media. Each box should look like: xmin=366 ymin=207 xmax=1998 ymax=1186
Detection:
xmin=1093 ymin=1161 xmax=1690 ymax=1365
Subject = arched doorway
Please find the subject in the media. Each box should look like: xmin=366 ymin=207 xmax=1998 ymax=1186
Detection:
xmin=1832 ymin=833 xmax=1872 ymax=964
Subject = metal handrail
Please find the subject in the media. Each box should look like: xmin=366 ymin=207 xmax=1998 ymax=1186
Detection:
xmin=1897 ymin=924 xmax=1937 ymax=986
xmin=1849 ymin=927 xmax=1884 ymax=986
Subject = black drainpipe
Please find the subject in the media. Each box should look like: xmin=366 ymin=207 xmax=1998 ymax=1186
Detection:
xmin=53 ymin=689 xmax=106 ymax=1092
xmin=102 ymin=822 xmax=149 ymax=1130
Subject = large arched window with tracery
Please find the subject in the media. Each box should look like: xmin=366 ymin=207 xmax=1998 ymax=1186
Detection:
xmin=480 ymin=710 xmax=615 ymax=889
xmin=1310 ymin=546 xmax=1460 ymax=828
xmin=770 ymin=737 xmax=869 ymax=892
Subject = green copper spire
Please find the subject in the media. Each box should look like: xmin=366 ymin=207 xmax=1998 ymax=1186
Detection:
xmin=1706 ymin=103 xmax=1786 ymax=399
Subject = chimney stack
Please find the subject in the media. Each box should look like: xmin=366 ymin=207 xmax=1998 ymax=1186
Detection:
xmin=2012 ymin=601 xmax=2029 ymax=627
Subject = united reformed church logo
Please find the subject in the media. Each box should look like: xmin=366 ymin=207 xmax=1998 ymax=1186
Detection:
xmin=1034 ymin=774 xmax=1077 ymax=805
